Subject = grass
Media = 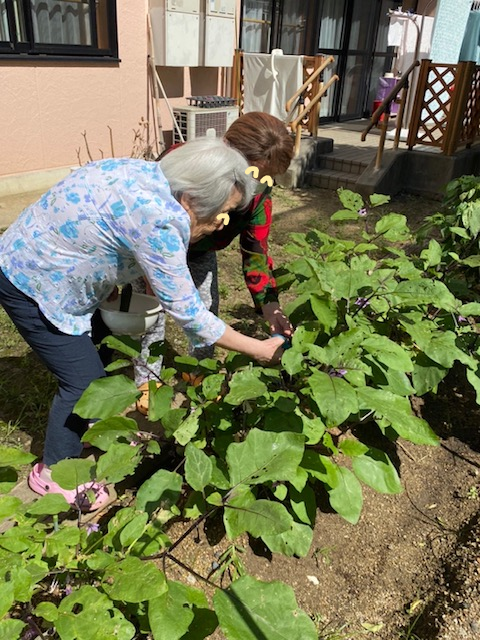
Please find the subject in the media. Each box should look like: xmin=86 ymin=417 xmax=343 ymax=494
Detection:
xmin=0 ymin=308 xmax=56 ymax=448
xmin=311 ymin=614 xmax=384 ymax=640
xmin=0 ymin=309 xmax=29 ymax=356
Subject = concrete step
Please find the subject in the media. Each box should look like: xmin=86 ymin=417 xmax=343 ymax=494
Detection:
xmin=314 ymin=137 xmax=335 ymax=158
xmin=306 ymin=167 xmax=360 ymax=191
xmin=318 ymin=154 xmax=370 ymax=175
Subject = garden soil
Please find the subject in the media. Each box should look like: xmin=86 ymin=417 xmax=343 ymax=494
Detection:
xmin=2 ymin=186 xmax=480 ymax=639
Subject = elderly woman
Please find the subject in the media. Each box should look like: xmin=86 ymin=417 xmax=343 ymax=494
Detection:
xmin=0 ymin=137 xmax=286 ymax=511
xmin=134 ymin=112 xmax=295 ymax=414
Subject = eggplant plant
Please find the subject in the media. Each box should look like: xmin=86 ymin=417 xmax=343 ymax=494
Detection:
xmin=1 ymin=188 xmax=479 ymax=639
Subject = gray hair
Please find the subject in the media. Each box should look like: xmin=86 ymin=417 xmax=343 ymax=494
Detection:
xmin=159 ymin=136 xmax=256 ymax=219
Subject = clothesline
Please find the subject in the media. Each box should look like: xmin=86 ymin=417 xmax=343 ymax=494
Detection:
xmin=387 ymin=9 xmax=434 ymax=76
xmin=387 ymin=9 xmax=419 ymax=21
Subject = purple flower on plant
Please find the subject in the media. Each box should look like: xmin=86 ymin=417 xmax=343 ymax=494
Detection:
xmin=458 ymin=315 xmax=467 ymax=323
xmin=130 ymin=440 xmax=139 ymax=447
xmin=329 ymin=368 xmax=348 ymax=378
xmin=64 ymin=585 xmax=73 ymax=596
xmin=86 ymin=522 xmax=100 ymax=536
xmin=355 ymin=297 xmax=370 ymax=309
xmin=357 ymin=207 xmax=368 ymax=217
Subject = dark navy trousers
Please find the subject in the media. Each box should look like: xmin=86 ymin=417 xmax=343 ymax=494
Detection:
xmin=0 ymin=268 xmax=106 ymax=466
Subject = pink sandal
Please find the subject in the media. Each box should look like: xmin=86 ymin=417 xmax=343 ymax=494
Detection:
xmin=28 ymin=463 xmax=111 ymax=512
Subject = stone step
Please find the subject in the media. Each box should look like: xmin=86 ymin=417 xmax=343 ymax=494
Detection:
xmin=314 ymin=137 xmax=334 ymax=158
xmin=306 ymin=168 xmax=360 ymax=191
xmin=318 ymin=154 xmax=370 ymax=175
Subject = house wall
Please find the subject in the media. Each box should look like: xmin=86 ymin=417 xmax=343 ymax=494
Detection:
xmin=0 ymin=0 xmax=242 ymax=195
xmin=153 ymin=0 xmax=241 ymax=149
xmin=430 ymin=0 xmax=472 ymax=63
xmin=0 ymin=0 xmax=149 ymax=187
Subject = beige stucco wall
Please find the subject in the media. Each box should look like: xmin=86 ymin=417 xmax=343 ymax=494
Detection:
xmin=0 ymin=0 xmax=149 ymax=188
xmin=0 ymin=0 xmax=242 ymax=195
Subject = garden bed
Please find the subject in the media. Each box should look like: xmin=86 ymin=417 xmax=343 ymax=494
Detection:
xmin=1 ymin=186 xmax=480 ymax=639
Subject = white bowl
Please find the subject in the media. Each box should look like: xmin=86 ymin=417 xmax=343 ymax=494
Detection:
xmin=100 ymin=292 xmax=162 ymax=336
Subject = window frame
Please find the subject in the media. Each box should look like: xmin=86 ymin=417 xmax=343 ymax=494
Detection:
xmin=0 ymin=0 xmax=118 ymax=59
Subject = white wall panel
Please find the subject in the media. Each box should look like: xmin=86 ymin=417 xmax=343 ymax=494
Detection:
xmin=204 ymin=15 xmax=235 ymax=66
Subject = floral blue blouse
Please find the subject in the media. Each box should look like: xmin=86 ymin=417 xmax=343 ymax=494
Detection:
xmin=0 ymin=158 xmax=226 ymax=348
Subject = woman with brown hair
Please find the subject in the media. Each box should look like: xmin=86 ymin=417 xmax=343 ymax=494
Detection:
xmin=134 ymin=112 xmax=295 ymax=413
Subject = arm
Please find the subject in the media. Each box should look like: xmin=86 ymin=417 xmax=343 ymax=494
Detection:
xmin=240 ymin=191 xmax=294 ymax=336
xmin=137 ymin=219 xmax=286 ymax=365
xmin=215 ymin=325 xmax=286 ymax=365
xmin=261 ymin=301 xmax=293 ymax=337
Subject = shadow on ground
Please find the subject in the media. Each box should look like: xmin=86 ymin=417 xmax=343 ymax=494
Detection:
xmin=0 ymin=351 xmax=54 ymax=457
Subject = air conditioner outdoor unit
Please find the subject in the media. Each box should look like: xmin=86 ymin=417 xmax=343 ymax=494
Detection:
xmin=172 ymin=106 xmax=239 ymax=144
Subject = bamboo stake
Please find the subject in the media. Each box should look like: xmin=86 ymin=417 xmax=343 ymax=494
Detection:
xmin=146 ymin=11 xmax=165 ymax=155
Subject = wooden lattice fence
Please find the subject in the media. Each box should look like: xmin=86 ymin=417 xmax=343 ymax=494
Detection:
xmin=407 ymin=59 xmax=480 ymax=155
xmin=459 ymin=64 xmax=480 ymax=147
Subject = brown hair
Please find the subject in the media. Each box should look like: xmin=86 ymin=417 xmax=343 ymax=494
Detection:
xmin=224 ymin=112 xmax=294 ymax=177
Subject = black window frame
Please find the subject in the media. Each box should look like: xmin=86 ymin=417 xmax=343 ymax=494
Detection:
xmin=0 ymin=0 xmax=118 ymax=59
xmin=239 ymin=0 xmax=319 ymax=55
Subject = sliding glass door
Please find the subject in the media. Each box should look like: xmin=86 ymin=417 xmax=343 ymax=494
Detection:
xmin=318 ymin=0 xmax=397 ymax=120
xmin=240 ymin=0 xmax=311 ymax=55
xmin=239 ymin=0 xmax=397 ymax=122
xmin=278 ymin=0 xmax=309 ymax=54
xmin=241 ymin=0 xmax=273 ymax=53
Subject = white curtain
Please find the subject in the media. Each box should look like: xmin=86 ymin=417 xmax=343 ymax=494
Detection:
xmin=242 ymin=0 xmax=271 ymax=53
xmin=317 ymin=0 xmax=344 ymax=118
xmin=318 ymin=64 xmax=337 ymax=118
xmin=279 ymin=0 xmax=305 ymax=55
xmin=31 ymin=0 xmax=91 ymax=45
xmin=318 ymin=0 xmax=344 ymax=50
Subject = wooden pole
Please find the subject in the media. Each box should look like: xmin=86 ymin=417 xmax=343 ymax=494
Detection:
xmin=146 ymin=12 xmax=165 ymax=155
xmin=232 ymin=49 xmax=243 ymax=112
xmin=393 ymin=80 xmax=409 ymax=149
xmin=375 ymin=112 xmax=391 ymax=170
xmin=443 ymin=61 xmax=474 ymax=155
xmin=308 ymin=54 xmax=323 ymax=138
xmin=406 ymin=59 xmax=431 ymax=149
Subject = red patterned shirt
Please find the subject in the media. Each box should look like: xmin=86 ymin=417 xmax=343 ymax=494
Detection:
xmin=188 ymin=187 xmax=278 ymax=310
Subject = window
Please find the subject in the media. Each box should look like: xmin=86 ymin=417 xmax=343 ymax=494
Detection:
xmin=278 ymin=0 xmax=308 ymax=55
xmin=0 ymin=0 xmax=118 ymax=58
xmin=241 ymin=0 xmax=273 ymax=53
xmin=240 ymin=0 xmax=313 ymax=55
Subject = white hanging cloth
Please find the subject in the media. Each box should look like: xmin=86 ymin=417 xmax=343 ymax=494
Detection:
xmin=387 ymin=16 xmax=404 ymax=47
xmin=387 ymin=11 xmax=434 ymax=75
xmin=243 ymin=50 xmax=304 ymax=120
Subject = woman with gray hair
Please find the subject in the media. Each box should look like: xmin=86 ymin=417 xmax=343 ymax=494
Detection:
xmin=0 ymin=137 xmax=286 ymax=512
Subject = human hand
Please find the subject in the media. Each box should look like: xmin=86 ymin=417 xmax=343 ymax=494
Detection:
xmin=254 ymin=335 xmax=287 ymax=366
xmin=107 ymin=286 xmax=119 ymax=302
xmin=262 ymin=301 xmax=294 ymax=337
xmin=144 ymin=278 xmax=154 ymax=296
